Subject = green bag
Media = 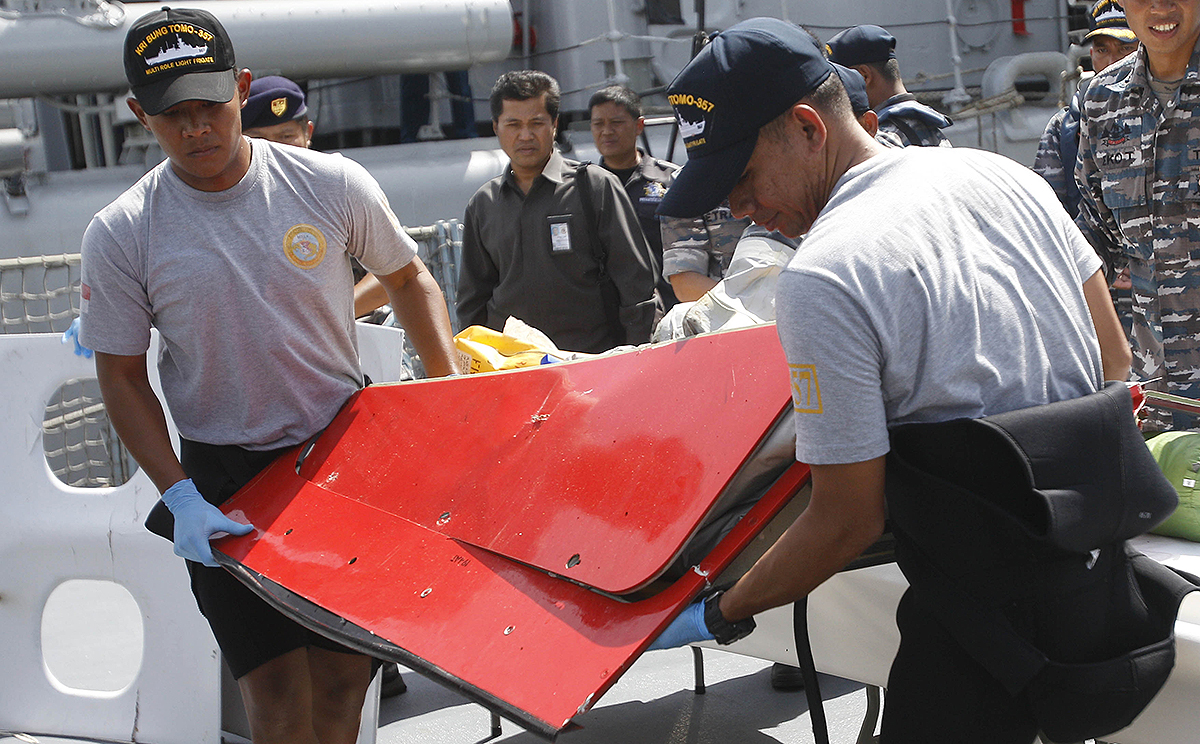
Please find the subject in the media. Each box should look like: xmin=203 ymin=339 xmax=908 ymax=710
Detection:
xmin=1148 ymin=431 xmax=1200 ymax=541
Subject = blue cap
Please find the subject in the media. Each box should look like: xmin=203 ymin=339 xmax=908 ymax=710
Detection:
xmin=1085 ymin=0 xmax=1137 ymax=43
xmin=124 ymin=8 xmax=237 ymax=117
xmin=242 ymin=75 xmax=307 ymax=130
xmin=833 ymin=63 xmax=870 ymax=116
xmin=658 ymin=18 xmax=834 ymax=218
xmin=825 ymin=24 xmax=897 ymax=67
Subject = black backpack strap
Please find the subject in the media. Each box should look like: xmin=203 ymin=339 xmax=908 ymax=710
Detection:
xmin=573 ymin=163 xmax=604 ymax=270
xmin=573 ymin=162 xmax=625 ymax=344
xmin=792 ymin=596 xmax=830 ymax=744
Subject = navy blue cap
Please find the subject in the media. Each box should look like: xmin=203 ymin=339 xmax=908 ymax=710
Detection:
xmin=1085 ymin=0 xmax=1137 ymax=43
xmin=825 ymin=24 xmax=897 ymax=67
xmin=124 ymin=7 xmax=237 ymax=116
xmin=242 ymin=75 xmax=307 ymax=130
xmin=658 ymin=18 xmax=834 ymax=218
xmin=833 ymin=63 xmax=870 ymax=116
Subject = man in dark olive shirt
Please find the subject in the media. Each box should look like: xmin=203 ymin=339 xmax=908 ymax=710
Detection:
xmin=457 ymin=71 xmax=657 ymax=353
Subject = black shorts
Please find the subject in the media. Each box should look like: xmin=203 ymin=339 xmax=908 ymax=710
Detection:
xmin=180 ymin=438 xmax=371 ymax=680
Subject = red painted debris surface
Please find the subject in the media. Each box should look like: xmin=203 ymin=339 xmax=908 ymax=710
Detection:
xmin=216 ymin=325 xmax=808 ymax=736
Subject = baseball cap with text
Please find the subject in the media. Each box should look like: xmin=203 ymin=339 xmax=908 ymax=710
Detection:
xmin=657 ymin=18 xmax=835 ymax=218
xmin=1085 ymin=0 xmax=1137 ymax=44
xmin=124 ymin=7 xmax=237 ymax=116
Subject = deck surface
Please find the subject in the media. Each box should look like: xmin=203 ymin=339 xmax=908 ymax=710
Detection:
xmin=26 ymin=580 xmax=878 ymax=744
xmin=375 ymin=652 xmax=875 ymax=744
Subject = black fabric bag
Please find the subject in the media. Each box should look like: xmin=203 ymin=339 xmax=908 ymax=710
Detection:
xmin=886 ymin=381 xmax=1198 ymax=742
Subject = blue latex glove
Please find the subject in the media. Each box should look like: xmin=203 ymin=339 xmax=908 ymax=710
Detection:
xmin=648 ymin=599 xmax=715 ymax=651
xmin=61 ymin=317 xmax=93 ymax=359
xmin=162 ymin=478 xmax=254 ymax=567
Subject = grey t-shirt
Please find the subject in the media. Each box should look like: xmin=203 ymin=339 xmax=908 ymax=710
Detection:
xmin=777 ymin=147 xmax=1104 ymax=465
xmin=80 ymin=138 xmax=416 ymax=449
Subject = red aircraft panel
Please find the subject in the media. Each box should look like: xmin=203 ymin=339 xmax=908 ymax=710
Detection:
xmin=217 ymin=463 xmax=808 ymax=736
xmin=235 ymin=324 xmax=792 ymax=595
xmin=214 ymin=325 xmax=805 ymax=736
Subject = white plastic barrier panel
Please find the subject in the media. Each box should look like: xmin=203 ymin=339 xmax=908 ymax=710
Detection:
xmin=707 ymin=563 xmax=904 ymax=689
xmin=0 ymin=327 xmax=404 ymax=742
xmin=0 ymin=332 xmax=221 ymax=743
xmin=357 ymin=321 xmax=407 ymax=383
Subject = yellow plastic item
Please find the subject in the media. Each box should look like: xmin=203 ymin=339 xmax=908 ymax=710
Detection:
xmin=454 ymin=325 xmax=560 ymax=374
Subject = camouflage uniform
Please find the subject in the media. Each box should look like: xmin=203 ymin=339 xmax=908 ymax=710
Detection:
xmin=659 ymin=202 xmax=752 ymax=285
xmin=1033 ymin=88 xmax=1084 ymax=218
xmin=875 ymin=129 xmax=906 ymax=149
xmin=876 ymin=93 xmax=953 ymax=148
xmin=1076 ymin=43 xmax=1200 ymax=430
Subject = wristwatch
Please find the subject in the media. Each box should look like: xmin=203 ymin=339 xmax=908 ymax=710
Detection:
xmin=703 ymin=590 xmax=756 ymax=645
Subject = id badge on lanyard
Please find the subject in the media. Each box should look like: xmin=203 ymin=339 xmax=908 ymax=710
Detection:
xmin=548 ymin=215 xmax=573 ymax=254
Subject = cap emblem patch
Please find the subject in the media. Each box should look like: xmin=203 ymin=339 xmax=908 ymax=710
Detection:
xmin=677 ymin=116 xmax=706 ymax=140
xmin=135 ymin=24 xmax=217 ymax=78
xmin=270 ymin=97 xmax=288 ymax=117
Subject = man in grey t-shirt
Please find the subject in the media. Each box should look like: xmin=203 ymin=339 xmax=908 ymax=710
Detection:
xmin=648 ymin=19 xmax=1130 ymax=742
xmin=80 ymin=8 xmax=457 ymax=743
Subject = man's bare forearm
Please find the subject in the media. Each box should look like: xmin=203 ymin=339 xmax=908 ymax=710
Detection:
xmin=379 ymin=258 xmax=459 ymax=377
xmin=719 ymin=457 xmax=887 ymax=622
xmin=353 ymin=274 xmax=389 ymax=318
xmin=669 ymin=271 xmax=719 ymax=302
xmin=95 ymin=351 xmax=187 ymax=494
xmin=1082 ymin=269 xmax=1131 ymax=382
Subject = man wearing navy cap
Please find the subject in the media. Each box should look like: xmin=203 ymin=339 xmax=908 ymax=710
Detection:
xmin=588 ymin=85 xmax=682 ymax=308
xmin=826 ymin=23 xmax=953 ymax=147
xmin=242 ymin=74 xmax=314 ymax=148
xmin=238 ymin=76 xmax=413 ymax=332
xmin=80 ymin=7 xmax=457 ymax=742
xmin=833 ymin=62 xmax=903 ymax=147
xmin=1033 ymin=1 xmax=1137 ymax=217
xmin=650 ymin=17 xmax=1137 ymax=743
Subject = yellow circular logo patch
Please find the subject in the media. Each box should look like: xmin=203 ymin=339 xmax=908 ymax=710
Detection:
xmin=283 ymin=224 xmax=327 ymax=269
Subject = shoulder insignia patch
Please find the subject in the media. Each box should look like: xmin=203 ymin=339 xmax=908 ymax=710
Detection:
xmin=789 ymin=363 xmax=823 ymax=414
